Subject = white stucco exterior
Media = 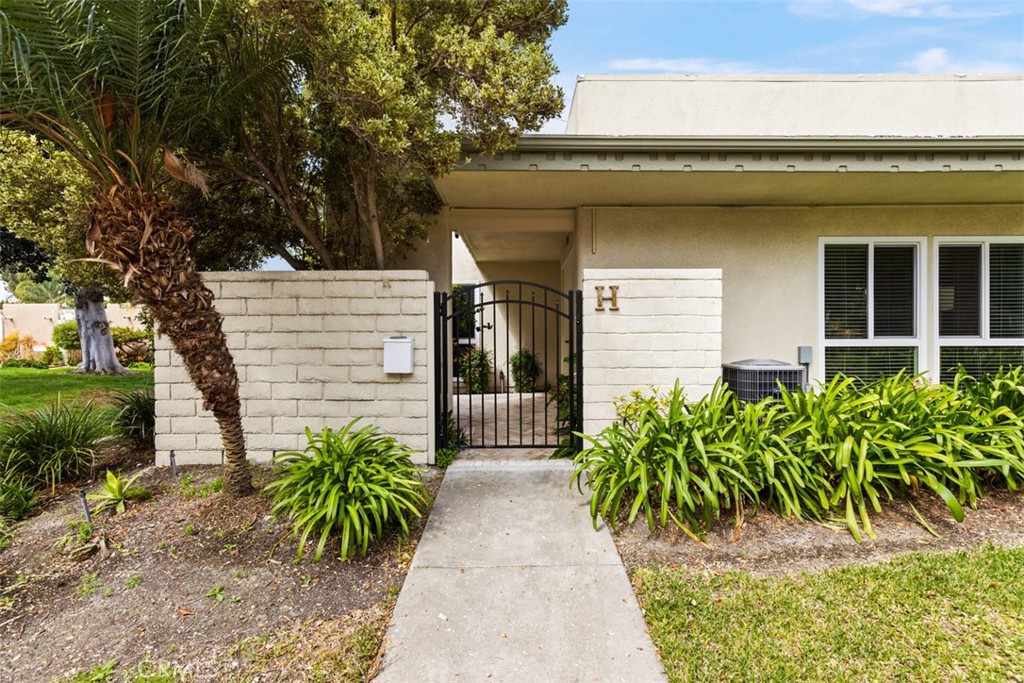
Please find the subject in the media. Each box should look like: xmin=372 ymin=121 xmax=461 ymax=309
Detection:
xmin=432 ymin=74 xmax=1024 ymax=413
xmin=565 ymin=74 xmax=1024 ymax=137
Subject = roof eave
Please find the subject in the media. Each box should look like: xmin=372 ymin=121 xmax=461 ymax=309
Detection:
xmin=461 ymin=135 xmax=1024 ymax=154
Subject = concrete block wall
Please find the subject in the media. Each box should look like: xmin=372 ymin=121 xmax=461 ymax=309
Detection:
xmin=155 ymin=271 xmax=434 ymax=466
xmin=581 ymin=268 xmax=722 ymax=434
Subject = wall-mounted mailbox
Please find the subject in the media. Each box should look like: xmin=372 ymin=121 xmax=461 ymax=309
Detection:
xmin=383 ymin=336 xmax=415 ymax=374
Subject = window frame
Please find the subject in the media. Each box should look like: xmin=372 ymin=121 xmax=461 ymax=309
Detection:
xmin=817 ymin=237 xmax=927 ymax=382
xmin=932 ymin=236 xmax=1024 ymax=375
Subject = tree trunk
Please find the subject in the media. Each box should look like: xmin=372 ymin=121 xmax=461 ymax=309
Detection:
xmin=73 ymin=285 xmax=129 ymax=374
xmin=88 ymin=188 xmax=253 ymax=496
xmin=352 ymin=166 xmax=386 ymax=269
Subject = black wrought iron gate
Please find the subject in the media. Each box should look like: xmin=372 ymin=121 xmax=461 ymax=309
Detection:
xmin=435 ymin=281 xmax=583 ymax=451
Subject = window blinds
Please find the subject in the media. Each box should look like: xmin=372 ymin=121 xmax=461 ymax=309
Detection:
xmin=990 ymin=243 xmax=1024 ymax=339
xmin=938 ymin=245 xmax=982 ymax=337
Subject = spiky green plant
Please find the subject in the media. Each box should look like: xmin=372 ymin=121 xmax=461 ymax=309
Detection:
xmin=87 ymin=469 xmax=150 ymax=514
xmin=0 ymin=399 xmax=106 ymax=490
xmin=572 ymin=380 xmax=758 ymax=539
xmin=111 ymin=389 xmax=156 ymax=449
xmin=264 ymin=419 xmax=429 ymax=562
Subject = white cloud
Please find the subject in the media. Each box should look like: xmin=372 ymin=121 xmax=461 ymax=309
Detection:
xmin=902 ymin=47 xmax=1021 ymax=72
xmin=606 ymin=57 xmax=761 ymax=74
xmin=790 ymin=0 xmax=1015 ymax=19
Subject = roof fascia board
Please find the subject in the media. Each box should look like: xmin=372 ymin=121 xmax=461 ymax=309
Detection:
xmin=461 ymin=135 xmax=1024 ymax=154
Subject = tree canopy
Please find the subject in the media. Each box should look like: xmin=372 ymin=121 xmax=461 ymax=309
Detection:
xmin=205 ymin=0 xmax=567 ymax=269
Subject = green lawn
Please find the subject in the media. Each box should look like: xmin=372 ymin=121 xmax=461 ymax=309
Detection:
xmin=637 ymin=544 xmax=1024 ymax=682
xmin=0 ymin=367 xmax=154 ymax=416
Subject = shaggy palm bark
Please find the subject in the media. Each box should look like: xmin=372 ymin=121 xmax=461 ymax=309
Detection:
xmin=89 ymin=188 xmax=253 ymax=496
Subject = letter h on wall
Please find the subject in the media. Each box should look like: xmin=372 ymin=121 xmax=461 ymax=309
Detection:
xmin=594 ymin=285 xmax=619 ymax=311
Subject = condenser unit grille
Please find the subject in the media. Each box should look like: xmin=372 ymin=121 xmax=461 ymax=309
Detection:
xmin=722 ymin=359 xmax=804 ymax=402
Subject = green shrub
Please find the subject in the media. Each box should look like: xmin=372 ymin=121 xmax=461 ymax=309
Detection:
xmin=435 ymin=447 xmax=458 ymax=469
xmin=0 ymin=474 xmax=38 ymax=521
xmin=40 ymin=345 xmax=62 ymax=366
xmin=0 ymin=357 xmax=48 ymax=369
xmin=572 ymin=381 xmax=758 ymax=538
xmin=264 ymin=419 xmax=429 ymax=562
xmin=0 ymin=400 xmax=107 ymax=490
xmin=87 ymin=470 xmax=151 ymax=514
xmin=128 ymin=361 xmax=154 ymax=372
xmin=442 ymin=410 xmax=467 ymax=447
xmin=455 ymin=346 xmax=492 ymax=393
xmin=509 ymin=349 xmax=541 ymax=393
xmin=111 ymin=389 xmax=156 ymax=448
xmin=51 ymin=321 xmax=81 ymax=350
xmin=574 ymin=369 xmax=1024 ymax=542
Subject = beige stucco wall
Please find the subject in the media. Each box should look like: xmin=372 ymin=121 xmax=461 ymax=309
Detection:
xmin=0 ymin=302 xmax=142 ymax=348
xmin=574 ymin=205 xmax=1023 ymax=382
xmin=155 ymin=271 xmax=434 ymax=466
xmin=582 ymin=268 xmax=722 ymax=433
xmin=395 ymin=212 xmax=452 ymax=292
xmin=566 ymin=75 xmax=1024 ymax=137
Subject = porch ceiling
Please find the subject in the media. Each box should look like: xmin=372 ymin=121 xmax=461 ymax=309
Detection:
xmin=439 ymin=169 xmax=1023 ymax=262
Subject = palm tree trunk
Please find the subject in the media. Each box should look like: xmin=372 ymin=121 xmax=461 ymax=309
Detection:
xmin=89 ymin=188 xmax=253 ymax=496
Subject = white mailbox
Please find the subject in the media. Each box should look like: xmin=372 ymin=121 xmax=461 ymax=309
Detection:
xmin=383 ymin=336 xmax=415 ymax=374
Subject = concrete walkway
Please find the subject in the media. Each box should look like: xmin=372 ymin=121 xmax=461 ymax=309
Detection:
xmin=376 ymin=458 xmax=667 ymax=683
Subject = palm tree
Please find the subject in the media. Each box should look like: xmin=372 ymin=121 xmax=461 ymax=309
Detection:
xmin=0 ymin=0 xmax=297 ymax=496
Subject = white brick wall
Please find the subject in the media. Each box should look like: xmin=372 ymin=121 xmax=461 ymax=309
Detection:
xmin=582 ymin=268 xmax=723 ymax=434
xmin=155 ymin=271 xmax=435 ymax=466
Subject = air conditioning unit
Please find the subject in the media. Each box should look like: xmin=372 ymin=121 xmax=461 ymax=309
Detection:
xmin=722 ymin=359 xmax=805 ymax=402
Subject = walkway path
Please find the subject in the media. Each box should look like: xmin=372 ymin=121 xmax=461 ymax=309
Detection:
xmin=376 ymin=458 xmax=667 ymax=683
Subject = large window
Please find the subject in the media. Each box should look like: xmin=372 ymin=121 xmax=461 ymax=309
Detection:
xmin=936 ymin=240 xmax=1024 ymax=382
xmin=822 ymin=240 xmax=922 ymax=381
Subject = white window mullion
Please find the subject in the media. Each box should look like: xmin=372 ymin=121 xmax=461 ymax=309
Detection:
xmin=981 ymin=242 xmax=991 ymax=339
xmin=867 ymin=245 xmax=875 ymax=340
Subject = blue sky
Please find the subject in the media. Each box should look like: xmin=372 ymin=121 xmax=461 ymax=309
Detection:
xmin=541 ymin=0 xmax=1024 ymax=131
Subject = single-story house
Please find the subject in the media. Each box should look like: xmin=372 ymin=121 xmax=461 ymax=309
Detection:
xmin=434 ymin=74 xmax=1024 ymax=423
xmin=156 ymin=74 xmax=1023 ymax=465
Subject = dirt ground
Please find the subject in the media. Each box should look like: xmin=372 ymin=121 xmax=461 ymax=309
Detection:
xmin=5 ymin=452 xmax=1024 ymax=682
xmin=0 ymin=461 xmax=443 ymax=683
xmin=613 ymin=486 xmax=1024 ymax=576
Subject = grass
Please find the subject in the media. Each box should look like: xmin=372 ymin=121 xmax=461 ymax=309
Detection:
xmin=0 ymin=367 xmax=153 ymax=417
xmin=636 ymin=544 xmax=1024 ymax=682
xmin=223 ymin=600 xmax=393 ymax=682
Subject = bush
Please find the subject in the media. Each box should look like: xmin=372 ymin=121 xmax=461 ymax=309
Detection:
xmin=1 ymin=358 xmax=48 ymax=369
xmin=574 ymin=368 xmax=1024 ymax=542
xmin=572 ymin=381 xmax=758 ymax=538
xmin=40 ymin=345 xmax=62 ymax=366
xmin=0 ymin=332 xmax=37 ymax=361
xmin=128 ymin=361 xmax=154 ymax=372
xmin=455 ymin=345 xmax=492 ymax=393
xmin=111 ymin=390 xmax=156 ymax=449
xmin=51 ymin=321 xmax=80 ymax=350
xmin=0 ymin=400 xmax=107 ymax=490
xmin=0 ymin=474 xmax=38 ymax=522
xmin=264 ymin=419 xmax=429 ymax=562
xmin=435 ymin=447 xmax=458 ymax=469
xmin=112 ymin=326 xmax=153 ymax=365
xmin=509 ymin=349 xmax=541 ymax=392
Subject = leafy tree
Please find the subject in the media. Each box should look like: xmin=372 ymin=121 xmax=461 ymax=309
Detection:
xmin=207 ymin=0 xmax=566 ymax=269
xmin=12 ymin=276 xmax=68 ymax=303
xmin=0 ymin=0 xmax=298 ymax=496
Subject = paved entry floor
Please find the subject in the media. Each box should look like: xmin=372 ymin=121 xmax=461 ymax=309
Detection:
xmin=453 ymin=392 xmax=559 ymax=447
xmin=376 ymin=459 xmax=667 ymax=683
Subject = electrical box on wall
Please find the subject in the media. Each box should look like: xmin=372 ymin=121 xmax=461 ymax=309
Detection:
xmin=383 ymin=337 xmax=415 ymax=374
